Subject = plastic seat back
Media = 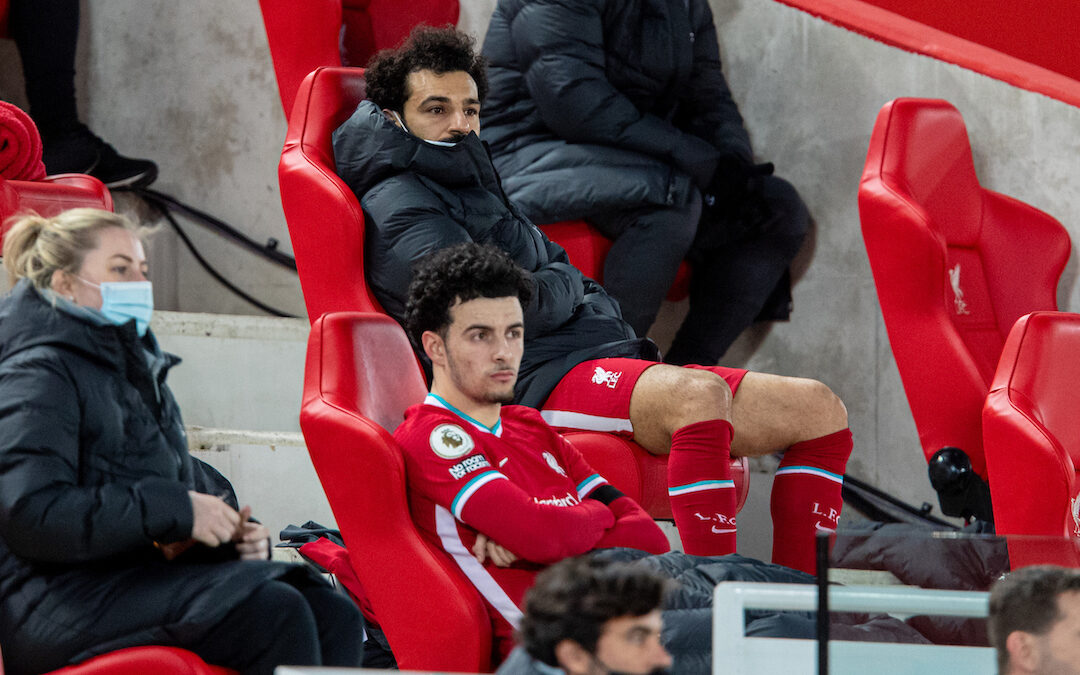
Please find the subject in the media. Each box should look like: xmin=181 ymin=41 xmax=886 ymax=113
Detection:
xmin=259 ymin=0 xmax=459 ymax=121
xmin=279 ymin=67 xmax=383 ymax=320
xmin=859 ymin=98 xmax=1069 ymax=479
xmin=983 ymin=312 xmax=1080 ymax=538
xmin=47 ymin=646 xmax=233 ymax=674
xmin=0 ymin=174 xmax=113 ymax=241
xmin=301 ymin=311 xmax=492 ymax=672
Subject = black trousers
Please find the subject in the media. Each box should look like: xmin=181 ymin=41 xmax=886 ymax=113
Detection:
xmin=9 ymin=0 xmax=81 ymax=136
xmin=588 ymin=175 xmax=808 ymax=365
xmin=588 ymin=189 xmax=702 ymax=337
xmin=191 ymin=578 xmax=365 ymax=675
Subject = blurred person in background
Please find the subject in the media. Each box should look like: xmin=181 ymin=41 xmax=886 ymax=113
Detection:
xmin=7 ymin=0 xmax=158 ymax=186
xmin=989 ymin=565 xmax=1080 ymax=675
xmin=498 ymin=556 xmax=672 ymax=675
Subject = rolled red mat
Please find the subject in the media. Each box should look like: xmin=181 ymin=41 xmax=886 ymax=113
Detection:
xmin=0 ymin=100 xmax=46 ymax=181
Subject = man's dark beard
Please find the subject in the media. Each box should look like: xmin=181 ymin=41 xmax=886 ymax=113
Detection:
xmin=441 ymin=131 xmax=468 ymax=143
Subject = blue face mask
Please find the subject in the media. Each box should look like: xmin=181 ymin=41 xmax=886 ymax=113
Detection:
xmin=80 ymin=278 xmax=154 ymax=336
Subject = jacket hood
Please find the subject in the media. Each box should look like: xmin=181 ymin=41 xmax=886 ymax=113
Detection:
xmin=333 ymin=100 xmax=504 ymax=198
xmin=0 ymin=280 xmax=135 ymax=370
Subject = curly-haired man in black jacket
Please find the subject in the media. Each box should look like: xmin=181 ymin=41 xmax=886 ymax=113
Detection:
xmin=333 ymin=26 xmax=850 ymax=575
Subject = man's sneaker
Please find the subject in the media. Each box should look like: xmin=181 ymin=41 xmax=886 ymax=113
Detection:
xmin=42 ymin=124 xmax=158 ymax=189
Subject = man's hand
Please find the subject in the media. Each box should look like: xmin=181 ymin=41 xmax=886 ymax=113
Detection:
xmin=189 ymin=491 xmax=242 ymax=547
xmin=472 ymin=533 xmax=518 ymax=567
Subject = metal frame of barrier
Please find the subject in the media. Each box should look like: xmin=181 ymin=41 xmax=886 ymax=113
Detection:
xmin=712 ymin=582 xmax=994 ymax=674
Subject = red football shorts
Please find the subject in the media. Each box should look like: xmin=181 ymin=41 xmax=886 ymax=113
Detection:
xmin=539 ymin=358 xmax=748 ymax=437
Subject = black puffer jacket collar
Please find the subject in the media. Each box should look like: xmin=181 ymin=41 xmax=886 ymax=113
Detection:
xmin=333 ymin=101 xmax=505 ymax=198
xmin=0 ymin=280 xmax=131 ymax=372
xmin=0 ymin=280 xmax=178 ymax=416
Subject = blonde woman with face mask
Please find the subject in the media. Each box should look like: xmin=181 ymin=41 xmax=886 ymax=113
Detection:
xmin=0 ymin=209 xmax=363 ymax=675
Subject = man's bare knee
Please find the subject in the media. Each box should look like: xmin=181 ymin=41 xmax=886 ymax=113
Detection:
xmin=629 ymin=366 xmax=731 ymax=453
xmin=806 ymin=378 xmax=848 ymax=433
xmin=730 ymin=373 xmax=848 ymax=455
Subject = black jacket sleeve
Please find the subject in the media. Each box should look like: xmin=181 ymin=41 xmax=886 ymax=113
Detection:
xmin=675 ymin=0 xmax=753 ymax=162
xmin=363 ymin=176 xmax=585 ymax=336
xmin=508 ymin=0 xmax=720 ymax=187
xmin=0 ymin=357 xmax=193 ymax=564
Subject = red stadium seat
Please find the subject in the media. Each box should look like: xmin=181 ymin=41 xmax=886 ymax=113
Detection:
xmin=278 ymin=67 xmax=379 ymax=318
xmin=982 ymin=312 xmax=1080 ymax=538
xmin=858 ymin=98 xmax=1069 ymax=503
xmin=278 ymin=66 xmax=748 ymax=515
xmin=302 ymin=311 xmax=493 ymax=671
xmin=258 ymin=0 xmax=460 ymax=122
xmin=48 ymin=646 xmax=233 ymax=675
xmin=0 ymin=0 xmax=8 ymax=38
xmin=0 ymin=174 xmax=113 ymax=240
xmin=0 ymin=644 xmax=233 ymax=675
xmin=301 ymin=312 xmax=748 ymax=671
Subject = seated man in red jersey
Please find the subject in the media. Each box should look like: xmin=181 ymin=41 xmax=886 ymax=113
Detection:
xmin=393 ymin=243 xmax=923 ymax=668
xmin=394 ymin=243 xmax=670 ymax=659
xmin=335 ymin=26 xmax=851 ymax=575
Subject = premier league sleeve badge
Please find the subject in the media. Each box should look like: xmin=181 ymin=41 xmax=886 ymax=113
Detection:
xmin=429 ymin=423 xmax=475 ymax=459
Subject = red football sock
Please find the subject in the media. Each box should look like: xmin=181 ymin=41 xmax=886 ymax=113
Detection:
xmin=667 ymin=419 xmax=737 ymax=556
xmin=770 ymin=428 xmax=853 ymax=574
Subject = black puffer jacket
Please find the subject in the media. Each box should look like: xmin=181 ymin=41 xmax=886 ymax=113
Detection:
xmin=0 ymin=281 xmax=315 ymax=675
xmin=333 ymin=102 xmax=660 ymax=406
xmin=481 ymin=0 xmax=753 ymax=224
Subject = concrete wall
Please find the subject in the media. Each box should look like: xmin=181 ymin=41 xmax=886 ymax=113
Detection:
xmin=3 ymin=0 xmax=1079 ymax=527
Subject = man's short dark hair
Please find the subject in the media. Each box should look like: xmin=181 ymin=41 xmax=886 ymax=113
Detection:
xmin=520 ymin=556 xmax=671 ymax=667
xmin=404 ymin=242 xmax=533 ymax=346
xmin=988 ymin=565 xmax=1080 ymax=672
xmin=365 ymin=25 xmax=489 ymax=113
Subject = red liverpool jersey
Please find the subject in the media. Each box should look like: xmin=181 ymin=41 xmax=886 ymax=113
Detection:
xmin=395 ymin=394 xmax=668 ymax=657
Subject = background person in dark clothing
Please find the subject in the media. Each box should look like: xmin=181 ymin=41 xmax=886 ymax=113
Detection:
xmin=988 ymin=565 xmax=1080 ymax=675
xmin=7 ymin=0 xmax=158 ymax=187
xmin=497 ymin=557 xmax=673 ymax=675
xmin=334 ymin=26 xmax=852 ymax=575
xmin=481 ymin=0 xmax=808 ymax=364
xmin=0 ymin=209 xmax=362 ymax=674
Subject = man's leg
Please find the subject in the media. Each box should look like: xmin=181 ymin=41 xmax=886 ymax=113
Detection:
xmin=9 ymin=0 xmax=158 ymax=185
xmin=629 ymin=368 xmax=851 ymax=574
xmin=587 ymin=191 xmax=700 ymax=337
xmin=9 ymin=0 xmax=81 ymax=137
xmin=665 ymin=176 xmax=808 ymax=365
xmin=541 ymin=359 xmax=739 ymax=556
xmin=627 ymin=364 xmax=740 ymax=556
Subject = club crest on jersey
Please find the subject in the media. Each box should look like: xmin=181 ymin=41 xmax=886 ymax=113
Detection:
xmin=543 ymin=451 xmax=567 ymax=477
xmin=429 ymin=424 xmax=474 ymax=459
xmin=591 ymin=366 xmax=622 ymax=389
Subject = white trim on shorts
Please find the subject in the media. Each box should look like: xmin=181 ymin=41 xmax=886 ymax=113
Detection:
xmin=539 ymin=409 xmax=634 ymax=434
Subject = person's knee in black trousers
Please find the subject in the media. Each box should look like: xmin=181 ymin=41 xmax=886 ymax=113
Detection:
xmin=587 ymin=190 xmax=701 ymax=336
xmin=665 ymin=175 xmax=809 ymax=365
xmin=192 ymin=579 xmax=364 ymax=675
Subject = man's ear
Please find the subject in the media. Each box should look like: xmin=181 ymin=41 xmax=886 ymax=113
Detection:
xmin=383 ymin=108 xmax=405 ymax=129
xmin=421 ymin=330 xmax=447 ymax=366
xmin=1006 ymin=630 xmax=1039 ymax=672
xmin=554 ymin=639 xmax=594 ymax=675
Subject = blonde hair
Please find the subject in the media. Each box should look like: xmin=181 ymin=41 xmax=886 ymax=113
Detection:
xmin=3 ymin=208 xmax=138 ymax=290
